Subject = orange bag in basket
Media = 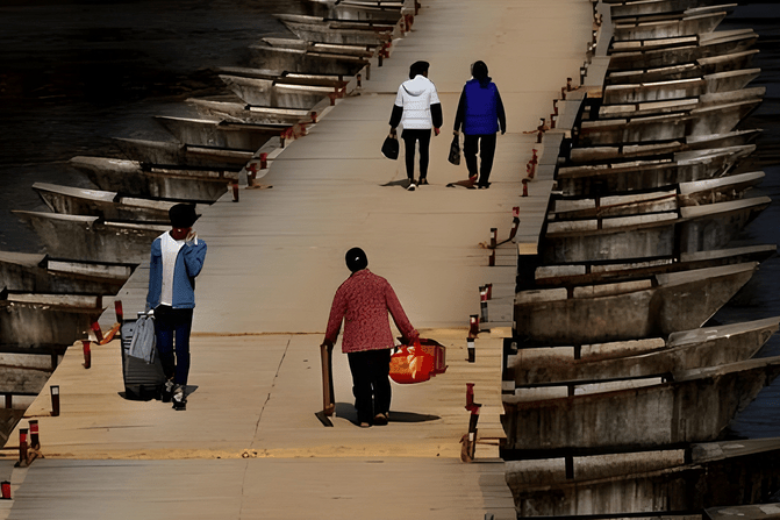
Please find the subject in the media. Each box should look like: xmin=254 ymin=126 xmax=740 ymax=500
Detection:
xmin=389 ymin=341 xmax=435 ymax=384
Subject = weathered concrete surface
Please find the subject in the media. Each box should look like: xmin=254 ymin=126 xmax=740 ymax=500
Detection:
xmin=607 ymin=29 xmax=759 ymax=71
xmin=612 ymin=10 xmax=728 ymax=41
xmin=609 ymin=0 xmax=719 ymax=19
xmin=707 ymin=504 xmax=780 ymax=520
xmin=219 ymin=75 xmax=336 ymax=109
xmin=0 ymin=252 xmax=133 ymax=295
xmin=248 ymin=43 xmax=369 ymax=76
xmin=604 ymin=49 xmax=759 ymax=85
xmin=70 ymin=156 xmax=236 ymax=202
xmin=510 ymin=316 xmax=780 ymax=386
xmin=505 ymin=438 xmax=780 ymax=517
xmin=541 ymin=196 xmax=770 ymax=264
xmin=12 ymin=211 xmax=167 ymax=264
xmin=514 ymin=263 xmax=757 ymax=346
xmin=0 ymin=0 xmax=595 ymax=518
xmin=153 ymin=116 xmax=286 ymax=151
xmin=501 ymin=356 xmax=780 ymax=453
xmin=0 ymin=293 xmax=102 ymax=347
xmin=113 ymin=138 xmax=253 ymax=169
xmin=557 ymin=145 xmax=754 ymax=197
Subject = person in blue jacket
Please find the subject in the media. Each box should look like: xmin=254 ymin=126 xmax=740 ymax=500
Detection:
xmin=146 ymin=203 xmax=207 ymax=410
xmin=453 ymin=61 xmax=507 ymax=189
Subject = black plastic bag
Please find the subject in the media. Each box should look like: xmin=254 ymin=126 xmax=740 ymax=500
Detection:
xmin=381 ymin=133 xmax=399 ymax=160
xmin=448 ymin=134 xmax=460 ymax=165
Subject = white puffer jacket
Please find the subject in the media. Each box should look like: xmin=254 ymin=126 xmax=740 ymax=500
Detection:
xmin=394 ymin=75 xmax=441 ymax=130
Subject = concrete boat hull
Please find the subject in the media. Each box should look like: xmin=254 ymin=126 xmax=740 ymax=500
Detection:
xmin=501 ymin=355 xmax=780 ymax=453
xmin=610 ymin=0 xmax=728 ymax=18
xmin=514 ymin=263 xmax=757 ymax=346
xmin=219 ymin=75 xmax=336 ymax=109
xmin=0 ymin=251 xmax=134 ymax=295
xmin=13 ymin=211 xmax=168 ymax=264
xmin=556 ymin=145 xmax=754 ymax=197
xmin=33 ymin=182 xmax=181 ymax=222
xmin=114 ymin=138 xmax=253 ymax=170
xmin=70 ymin=156 xmax=236 ymax=202
xmin=542 ymin=197 xmax=770 ymax=263
xmin=608 ymin=30 xmax=759 ymax=71
xmin=549 ymin=171 xmax=764 ymax=219
xmin=568 ymin=128 xmax=761 ymax=164
xmin=279 ymin=21 xmax=392 ymax=46
xmin=506 ymin=438 xmax=780 ymax=516
xmin=248 ymin=44 xmax=368 ymax=76
xmin=0 ymin=292 xmax=103 ymax=347
xmin=154 ymin=116 xmax=284 ymax=151
xmin=531 ymin=244 xmax=776 ymax=290
xmin=605 ymin=49 xmax=759 ymax=85
xmin=510 ymin=316 xmax=780 ymax=386
xmin=187 ymin=99 xmax=314 ymax=125
xmin=613 ymin=11 xmax=728 ymax=41
xmin=602 ymin=68 xmax=760 ymax=105
xmin=576 ymin=98 xmax=761 ymax=145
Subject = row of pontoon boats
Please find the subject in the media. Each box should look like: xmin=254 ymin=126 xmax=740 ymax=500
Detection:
xmin=499 ymin=0 xmax=780 ymax=516
xmin=0 ymin=0 xmax=419 ymax=446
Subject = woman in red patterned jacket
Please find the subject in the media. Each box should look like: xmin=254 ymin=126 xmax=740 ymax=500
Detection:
xmin=322 ymin=247 xmax=419 ymax=428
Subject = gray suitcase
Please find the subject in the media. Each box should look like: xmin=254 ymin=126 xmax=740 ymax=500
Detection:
xmin=120 ymin=316 xmax=166 ymax=400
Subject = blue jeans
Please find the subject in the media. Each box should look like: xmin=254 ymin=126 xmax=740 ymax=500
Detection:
xmin=154 ymin=305 xmax=193 ymax=386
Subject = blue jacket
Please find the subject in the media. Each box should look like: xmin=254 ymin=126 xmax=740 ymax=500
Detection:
xmin=146 ymin=234 xmax=207 ymax=310
xmin=453 ymin=78 xmax=506 ymax=136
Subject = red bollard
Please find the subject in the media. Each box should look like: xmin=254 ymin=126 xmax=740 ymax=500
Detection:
xmin=114 ymin=300 xmax=123 ymax=323
xmin=466 ymin=337 xmax=475 ymax=362
xmin=232 ymin=181 xmax=239 ymax=202
xmin=29 ymin=420 xmax=39 ymax=449
xmin=1 ymin=481 xmax=10 ymax=500
xmin=469 ymin=314 xmax=480 ymax=338
xmin=490 ymin=228 xmax=497 ymax=249
xmin=356 ymin=73 xmax=362 ymax=88
xmin=18 ymin=428 xmax=28 ymax=466
xmin=488 ymin=248 xmax=496 ymax=266
xmin=90 ymin=321 xmax=103 ymax=343
xmin=522 ymin=178 xmax=529 ymax=197
xmin=480 ymin=286 xmax=489 ymax=323
xmin=82 ymin=340 xmax=91 ymax=369
xmin=566 ymin=77 xmax=573 ymax=92
xmin=485 ymin=283 xmax=493 ymax=300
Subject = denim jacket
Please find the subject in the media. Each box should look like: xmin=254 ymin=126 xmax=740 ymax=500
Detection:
xmin=146 ymin=233 xmax=207 ymax=310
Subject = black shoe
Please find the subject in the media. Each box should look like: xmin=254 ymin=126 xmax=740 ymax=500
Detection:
xmin=417 ymin=178 xmax=429 ymax=186
xmin=373 ymin=413 xmax=388 ymax=426
xmin=161 ymin=380 xmax=174 ymax=403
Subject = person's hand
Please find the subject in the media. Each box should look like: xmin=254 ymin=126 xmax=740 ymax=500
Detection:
xmin=453 ymin=130 xmax=459 ymax=136
xmin=434 ymin=127 xmax=441 ymax=136
xmin=185 ymin=229 xmax=197 ymax=244
xmin=501 ymin=128 xmax=506 ymax=135
xmin=321 ymin=339 xmax=334 ymax=349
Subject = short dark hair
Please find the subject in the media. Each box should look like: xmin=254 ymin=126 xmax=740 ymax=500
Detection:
xmin=471 ymin=61 xmax=488 ymax=81
xmin=409 ymin=60 xmax=429 ymax=79
xmin=345 ymin=247 xmax=368 ymax=272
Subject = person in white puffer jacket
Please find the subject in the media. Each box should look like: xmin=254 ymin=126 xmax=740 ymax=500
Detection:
xmin=389 ymin=61 xmax=443 ymax=191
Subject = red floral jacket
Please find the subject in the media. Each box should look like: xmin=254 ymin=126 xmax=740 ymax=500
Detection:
xmin=325 ymin=269 xmax=418 ymax=353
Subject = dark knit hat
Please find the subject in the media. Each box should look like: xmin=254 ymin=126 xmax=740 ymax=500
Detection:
xmin=409 ymin=60 xmax=429 ymax=79
xmin=169 ymin=204 xmax=198 ymax=228
xmin=345 ymin=247 xmax=368 ymax=273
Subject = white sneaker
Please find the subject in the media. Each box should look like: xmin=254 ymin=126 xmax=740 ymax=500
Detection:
xmin=407 ymin=181 xmax=417 ymax=191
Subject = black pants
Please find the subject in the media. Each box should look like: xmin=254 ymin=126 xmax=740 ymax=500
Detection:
xmin=154 ymin=305 xmax=193 ymax=386
xmin=464 ymin=133 xmax=497 ymax=187
xmin=347 ymin=348 xmax=392 ymax=424
xmin=401 ymin=129 xmax=431 ymax=180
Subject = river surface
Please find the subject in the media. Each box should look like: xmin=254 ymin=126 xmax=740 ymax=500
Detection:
xmin=0 ymin=1 xmax=779 ymax=438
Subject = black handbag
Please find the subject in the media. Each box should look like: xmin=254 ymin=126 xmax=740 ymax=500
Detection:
xmin=448 ymin=134 xmax=460 ymax=165
xmin=381 ymin=133 xmax=399 ymax=160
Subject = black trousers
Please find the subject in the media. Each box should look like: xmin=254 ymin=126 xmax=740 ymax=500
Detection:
xmin=154 ymin=305 xmax=193 ymax=386
xmin=401 ymin=129 xmax=431 ymax=180
xmin=347 ymin=348 xmax=392 ymax=424
xmin=464 ymin=133 xmax=497 ymax=186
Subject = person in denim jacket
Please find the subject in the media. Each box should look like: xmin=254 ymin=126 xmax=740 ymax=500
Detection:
xmin=146 ymin=203 xmax=207 ymax=410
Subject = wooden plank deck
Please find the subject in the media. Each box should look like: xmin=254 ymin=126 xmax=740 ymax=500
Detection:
xmin=0 ymin=0 xmax=595 ymax=517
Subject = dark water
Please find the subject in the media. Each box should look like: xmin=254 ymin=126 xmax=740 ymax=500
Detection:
xmin=708 ymin=2 xmax=780 ymax=439
xmin=0 ymin=0 xmax=320 ymax=251
xmin=0 ymin=1 xmax=779 ymax=438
